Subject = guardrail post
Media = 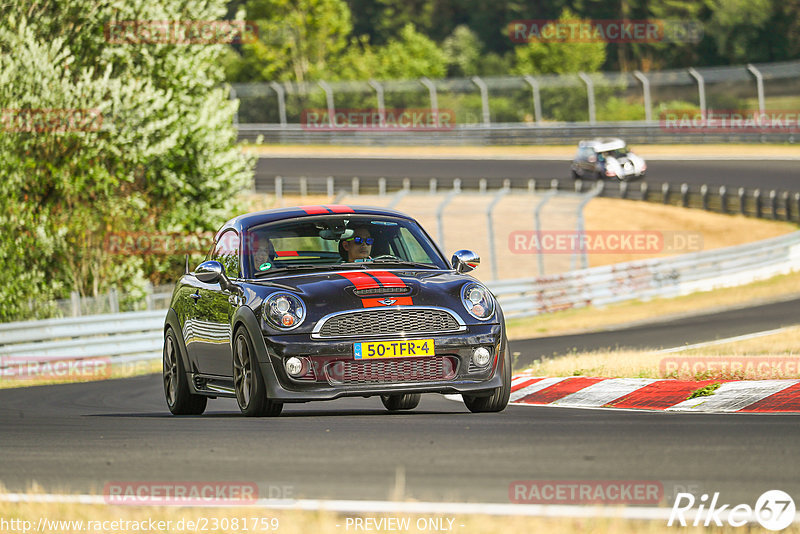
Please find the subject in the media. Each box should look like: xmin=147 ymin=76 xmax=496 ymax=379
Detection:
xmin=109 ymin=287 xmax=119 ymax=314
xmin=318 ymin=81 xmax=336 ymax=127
xmin=782 ymin=191 xmax=790 ymax=220
xmin=739 ymin=187 xmax=746 ymax=215
xmin=503 ymin=179 xmax=511 ymax=189
xmin=574 ymin=179 xmax=583 ymax=193
xmin=701 ymin=184 xmax=709 ymax=210
xmin=719 ymin=186 xmax=727 ymax=213
xmin=327 ymin=176 xmax=334 ymax=197
xmin=419 ymin=77 xmax=438 ymax=115
xmin=681 ymin=183 xmax=689 ymax=207
xmin=403 ymin=177 xmax=411 ymax=191
xmin=770 ymin=190 xmax=778 ymax=219
xmin=641 ymin=182 xmax=649 ymax=201
xmin=746 ymin=64 xmax=766 ymax=114
xmin=551 ymin=178 xmax=559 ymax=190
xmin=578 ymin=72 xmax=597 ymax=124
xmin=687 ymin=67 xmax=706 ymax=115
xmin=70 ymin=291 xmax=81 ymax=317
xmin=378 ymin=177 xmax=386 ymax=197
xmin=523 ymin=75 xmax=542 ymax=124
xmin=486 ymin=185 xmax=511 ymax=280
xmin=453 ymin=178 xmax=462 ymax=192
xmin=662 ymin=182 xmax=670 ymax=204
xmin=794 ymin=193 xmax=800 ymax=222
xmin=429 ymin=178 xmax=437 ymax=194
xmin=633 ymin=70 xmax=652 ymax=122
xmin=620 ymin=181 xmax=628 ymax=198
xmin=269 ymin=82 xmax=288 ymax=127
xmin=275 ymin=176 xmax=283 ymax=205
xmin=479 ymin=178 xmax=487 ymax=193
xmin=572 ymin=182 xmax=604 ymax=270
xmin=528 ymin=179 xmax=536 ymax=193
xmin=471 ymin=76 xmax=491 ymax=125
xmin=299 ymin=176 xmax=308 ymax=196
xmin=754 ymin=189 xmax=762 ymax=218
xmin=351 ymin=177 xmax=359 ymax=196
xmin=145 ymin=282 xmax=154 ymax=311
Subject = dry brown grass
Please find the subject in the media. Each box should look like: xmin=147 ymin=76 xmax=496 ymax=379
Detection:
xmin=526 ymin=325 xmax=800 ymax=381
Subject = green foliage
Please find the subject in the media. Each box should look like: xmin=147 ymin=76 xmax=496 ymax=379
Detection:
xmin=513 ymin=8 xmax=607 ymax=75
xmin=0 ymin=0 xmax=253 ymax=321
xmin=687 ymin=382 xmax=722 ymax=399
xmin=443 ymin=25 xmax=482 ymax=77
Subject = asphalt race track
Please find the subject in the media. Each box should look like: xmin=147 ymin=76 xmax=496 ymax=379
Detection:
xmin=255 ymin=157 xmax=799 ymax=192
xmin=2 ymin=297 xmax=799 ymax=507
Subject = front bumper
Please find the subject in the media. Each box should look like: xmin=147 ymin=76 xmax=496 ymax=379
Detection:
xmin=255 ymin=324 xmax=504 ymax=402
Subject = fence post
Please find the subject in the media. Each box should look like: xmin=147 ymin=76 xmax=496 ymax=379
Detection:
xmin=317 ymin=81 xmax=335 ymax=127
xmin=429 ymin=178 xmax=437 ymax=194
xmin=351 ymin=177 xmax=360 ymax=196
xmin=109 ymin=287 xmax=119 ymax=314
xmin=523 ymin=75 xmax=542 ymax=124
xmin=551 ymin=178 xmax=560 ymax=190
xmin=471 ymin=76 xmax=491 ymax=125
xmin=574 ymin=179 xmax=583 ymax=193
xmin=486 ymin=185 xmax=511 ymax=280
xmin=701 ymin=184 xmax=709 ymax=210
xmin=402 ymin=177 xmax=411 ymax=191
xmin=754 ymin=189 xmax=762 ymax=218
xmin=746 ymin=64 xmax=766 ymax=114
xmin=145 ymin=281 xmax=154 ymax=311
xmin=479 ymin=178 xmax=487 ymax=193
xmin=299 ymin=176 xmax=308 ymax=197
xmin=641 ymin=181 xmax=649 ymax=201
xmin=368 ymin=79 xmax=385 ymax=120
xmin=326 ymin=176 xmax=334 ymax=197
xmin=739 ymin=187 xmax=746 ymax=215
xmin=662 ymin=182 xmax=670 ymax=204
xmin=719 ymin=186 xmax=727 ymax=213
xmin=687 ymin=67 xmax=706 ymax=115
xmin=578 ymin=72 xmax=596 ymax=124
xmin=633 ymin=70 xmax=652 ymax=122
xmin=70 ymin=291 xmax=81 ymax=317
xmin=436 ymin=184 xmax=461 ymax=250
xmin=419 ymin=77 xmax=438 ymax=115
xmin=275 ymin=176 xmax=283 ymax=205
xmin=269 ymin=82 xmax=287 ymax=127
xmin=770 ymin=190 xmax=778 ymax=219
xmin=528 ymin=179 xmax=536 ymax=193
xmin=378 ymin=177 xmax=386 ymax=197
xmin=795 ymin=193 xmax=800 ymax=222
xmin=620 ymin=180 xmax=628 ymax=199
xmin=534 ymin=190 xmax=558 ymax=276
xmin=681 ymin=183 xmax=689 ymax=207
xmin=572 ymin=182 xmax=604 ymax=271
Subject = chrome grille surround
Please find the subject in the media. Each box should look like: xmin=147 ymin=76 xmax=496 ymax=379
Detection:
xmin=311 ymin=306 xmax=466 ymax=339
xmin=325 ymin=356 xmax=458 ymax=385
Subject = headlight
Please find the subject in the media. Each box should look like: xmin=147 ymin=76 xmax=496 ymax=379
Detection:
xmin=263 ymin=292 xmax=306 ymax=330
xmin=460 ymin=282 xmax=495 ymax=321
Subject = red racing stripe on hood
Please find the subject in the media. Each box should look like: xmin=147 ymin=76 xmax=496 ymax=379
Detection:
xmin=370 ymin=271 xmax=406 ymax=287
xmin=338 ymin=272 xmax=381 ymax=289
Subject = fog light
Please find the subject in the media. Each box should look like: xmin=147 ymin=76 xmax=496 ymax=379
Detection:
xmin=472 ymin=347 xmax=491 ymax=367
xmin=285 ymin=357 xmax=304 ymax=377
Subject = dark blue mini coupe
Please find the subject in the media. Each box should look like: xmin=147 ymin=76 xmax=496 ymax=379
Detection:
xmin=163 ymin=205 xmax=510 ymax=416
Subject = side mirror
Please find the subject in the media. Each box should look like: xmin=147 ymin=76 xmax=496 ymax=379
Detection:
xmin=195 ymin=260 xmax=232 ymax=289
xmin=451 ymin=250 xmax=480 ymax=274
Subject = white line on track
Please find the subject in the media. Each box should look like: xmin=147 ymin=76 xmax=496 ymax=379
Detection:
xmin=658 ymin=326 xmax=794 ymax=353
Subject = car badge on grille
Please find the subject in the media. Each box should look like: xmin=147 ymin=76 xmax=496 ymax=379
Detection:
xmin=378 ymin=298 xmax=397 ymax=306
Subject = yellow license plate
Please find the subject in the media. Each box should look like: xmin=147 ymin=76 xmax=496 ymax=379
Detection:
xmin=354 ymin=339 xmax=435 ymax=359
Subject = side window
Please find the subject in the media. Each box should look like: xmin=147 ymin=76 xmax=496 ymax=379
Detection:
xmin=397 ymin=227 xmax=434 ymax=263
xmin=212 ymin=230 xmax=240 ymax=279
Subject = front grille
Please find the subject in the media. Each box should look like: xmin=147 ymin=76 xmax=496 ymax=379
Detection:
xmin=315 ymin=308 xmax=462 ymax=338
xmin=326 ymin=357 xmax=457 ymax=384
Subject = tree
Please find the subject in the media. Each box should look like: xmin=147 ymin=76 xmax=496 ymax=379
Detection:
xmin=443 ymin=25 xmax=482 ymax=77
xmin=0 ymin=0 xmax=253 ymax=320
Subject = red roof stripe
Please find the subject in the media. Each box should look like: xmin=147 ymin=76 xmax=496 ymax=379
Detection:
xmin=300 ymin=205 xmax=331 ymax=214
xmin=326 ymin=205 xmax=355 ymax=213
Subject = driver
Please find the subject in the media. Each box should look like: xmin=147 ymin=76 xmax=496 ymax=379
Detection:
xmin=340 ymin=226 xmax=373 ymax=262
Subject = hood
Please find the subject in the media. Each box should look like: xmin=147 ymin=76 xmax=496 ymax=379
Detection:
xmin=242 ymin=269 xmax=484 ymax=330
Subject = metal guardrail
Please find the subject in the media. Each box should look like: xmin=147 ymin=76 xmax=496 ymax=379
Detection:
xmin=238 ymin=122 xmax=799 ymax=145
xmin=2 ymin=231 xmax=799 ymax=368
xmin=490 ymin=230 xmax=800 ymax=318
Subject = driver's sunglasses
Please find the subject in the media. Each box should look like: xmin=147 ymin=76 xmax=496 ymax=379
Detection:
xmin=347 ymin=236 xmax=374 ymax=245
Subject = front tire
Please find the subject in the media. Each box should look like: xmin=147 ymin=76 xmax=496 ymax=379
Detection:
xmin=163 ymin=328 xmax=207 ymax=415
xmin=233 ymin=329 xmax=283 ymax=417
xmin=463 ymin=340 xmax=511 ymax=413
xmin=381 ymin=393 xmax=421 ymax=411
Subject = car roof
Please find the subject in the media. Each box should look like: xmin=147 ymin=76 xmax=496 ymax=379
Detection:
xmin=578 ymin=138 xmax=627 ymax=152
xmin=216 ymin=205 xmax=416 ymax=238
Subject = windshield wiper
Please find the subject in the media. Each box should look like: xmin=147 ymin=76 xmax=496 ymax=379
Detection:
xmin=368 ymin=259 xmax=436 ymax=269
xmin=253 ymin=263 xmax=366 ymax=277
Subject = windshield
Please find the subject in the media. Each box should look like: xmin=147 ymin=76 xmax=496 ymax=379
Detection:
xmin=243 ymin=215 xmax=447 ymax=276
xmin=600 ymin=147 xmax=629 ymax=158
